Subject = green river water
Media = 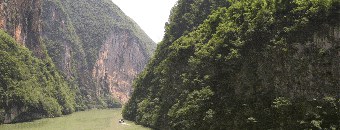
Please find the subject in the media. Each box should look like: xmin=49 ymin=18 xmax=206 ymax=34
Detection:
xmin=0 ymin=109 xmax=150 ymax=130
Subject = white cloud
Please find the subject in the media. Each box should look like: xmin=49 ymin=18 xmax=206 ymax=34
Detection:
xmin=111 ymin=0 xmax=178 ymax=43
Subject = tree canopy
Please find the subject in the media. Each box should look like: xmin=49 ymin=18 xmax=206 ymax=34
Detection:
xmin=123 ymin=0 xmax=340 ymax=129
xmin=0 ymin=30 xmax=76 ymax=122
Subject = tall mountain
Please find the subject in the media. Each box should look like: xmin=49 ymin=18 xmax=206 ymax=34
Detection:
xmin=0 ymin=0 xmax=156 ymax=123
xmin=41 ymin=0 xmax=156 ymax=105
xmin=123 ymin=0 xmax=339 ymax=129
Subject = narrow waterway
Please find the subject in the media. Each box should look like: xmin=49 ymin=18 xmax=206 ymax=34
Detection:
xmin=0 ymin=109 xmax=150 ymax=130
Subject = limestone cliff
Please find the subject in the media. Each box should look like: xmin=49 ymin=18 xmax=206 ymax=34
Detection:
xmin=0 ymin=0 xmax=76 ymax=123
xmin=0 ymin=0 xmax=44 ymax=57
xmin=93 ymin=28 xmax=150 ymax=103
xmin=0 ymin=0 xmax=156 ymax=112
xmin=54 ymin=0 xmax=156 ymax=103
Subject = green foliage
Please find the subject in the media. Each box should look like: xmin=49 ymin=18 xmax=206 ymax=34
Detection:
xmin=298 ymin=97 xmax=340 ymax=129
xmin=0 ymin=30 xmax=76 ymax=122
xmin=41 ymin=0 xmax=92 ymax=110
xmin=168 ymin=87 xmax=214 ymax=130
xmin=123 ymin=0 xmax=340 ymax=129
xmin=41 ymin=0 xmax=155 ymax=109
xmin=136 ymin=99 xmax=160 ymax=127
xmin=59 ymin=0 xmax=155 ymax=68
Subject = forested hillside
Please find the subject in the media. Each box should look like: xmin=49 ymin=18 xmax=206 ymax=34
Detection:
xmin=0 ymin=30 xmax=75 ymax=123
xmin=0 ymin=0 xmax=155 ymax=123
xmin=123 ymin=0 xmax=340 ymax=129
xmin=41 ymin=0 xmax=156 ymax=107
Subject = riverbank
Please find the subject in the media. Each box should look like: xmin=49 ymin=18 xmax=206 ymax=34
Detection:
xmin=0 ymin=109 xmax=149 ymax=130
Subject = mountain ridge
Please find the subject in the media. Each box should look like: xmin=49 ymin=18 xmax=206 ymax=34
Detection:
xmin=0 ymin=0 xmax=156 ymax=123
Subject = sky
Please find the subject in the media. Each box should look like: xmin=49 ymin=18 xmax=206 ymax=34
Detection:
xmin=111 ymin=0 xmax=178 ymax=43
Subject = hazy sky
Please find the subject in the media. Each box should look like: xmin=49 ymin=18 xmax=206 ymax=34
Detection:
xmin=111 ymin=0 xmax=178 ymax=43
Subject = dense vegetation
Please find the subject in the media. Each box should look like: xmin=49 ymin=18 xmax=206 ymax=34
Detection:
xmin=0 ymin=30 xmax=75 ymax=123
xmin=0 ymin=0 xmax=155 ymax=123
xmin=41 ymin=0 xmax=155 ymax=109
xmin=59 ymin=0 xmax=155 ymax=68
xmin=42 ymin=0 xmax=92 ymax=110
xmin=123 ymin=0 xmax=340 ymax=129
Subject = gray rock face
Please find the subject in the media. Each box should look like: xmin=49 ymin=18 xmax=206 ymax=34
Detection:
xmin=93 ymin=28 xmax=149 ymax=103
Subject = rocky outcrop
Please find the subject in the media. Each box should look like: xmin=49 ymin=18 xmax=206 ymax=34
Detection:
xmin=51 ymin=0 xmax=156 ymax=105
xmin=0 ymin=0 xmax=156 ymax=111
xmin=0 ymin=0 xmax=44 ymax=58
xmin=93 ymin=28 xmax=149 ymax=103
xmin=0 ymin=0 xmax=43 ymax=123
xmin=3 ymin=105 xmax=26 ymax=124
xmin=42 ymin=0 xmax=77 ymax=78
xmin=260 ymin=24 xmax=340 ymax=99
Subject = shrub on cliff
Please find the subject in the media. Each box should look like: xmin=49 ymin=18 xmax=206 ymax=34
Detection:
xmin=0 ymin=30 xmax=76 ymax=123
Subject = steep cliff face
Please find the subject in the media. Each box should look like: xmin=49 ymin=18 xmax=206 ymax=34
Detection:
xmin=267 ymin=24 xmax=340 ymax=98
xmin=50 ymin=0 xmax=155 ymax=103
xmin=0 ymin=0 xmax=155 ymax=123
xmin=93 ymin=28 xmax=149 ymax=103
xmin=40 ymin=0 xmax=93 ymax=109
xmin=0 ymin=0 xmax=44 ymax=57
xmin=41 ymin=0 xmax=87 ymax=79
xmin=0 ymin=0 xmax=74 ymax=123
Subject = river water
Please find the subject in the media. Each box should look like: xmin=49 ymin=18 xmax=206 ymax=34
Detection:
xmin=0 ymin=109 xmax=149 ymax=130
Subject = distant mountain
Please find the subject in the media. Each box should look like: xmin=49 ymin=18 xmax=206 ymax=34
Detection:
xmin=0 ymin=0 xmax=156 ymax=123
xmin=123 ymin=0 xmax=339 ymax=129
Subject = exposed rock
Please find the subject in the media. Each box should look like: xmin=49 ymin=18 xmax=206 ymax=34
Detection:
xmin=93 ymin=28 xmax=149 ymax=103
xmin=0 ymin=0 xmax=44 ymax=58
xmin=0 ymin=0 xmax=156 ymax=110
xmin=0 ymin=0 xmax=43 ymax=123
xmin=3 ymin=105 xmax=26 ymax=124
